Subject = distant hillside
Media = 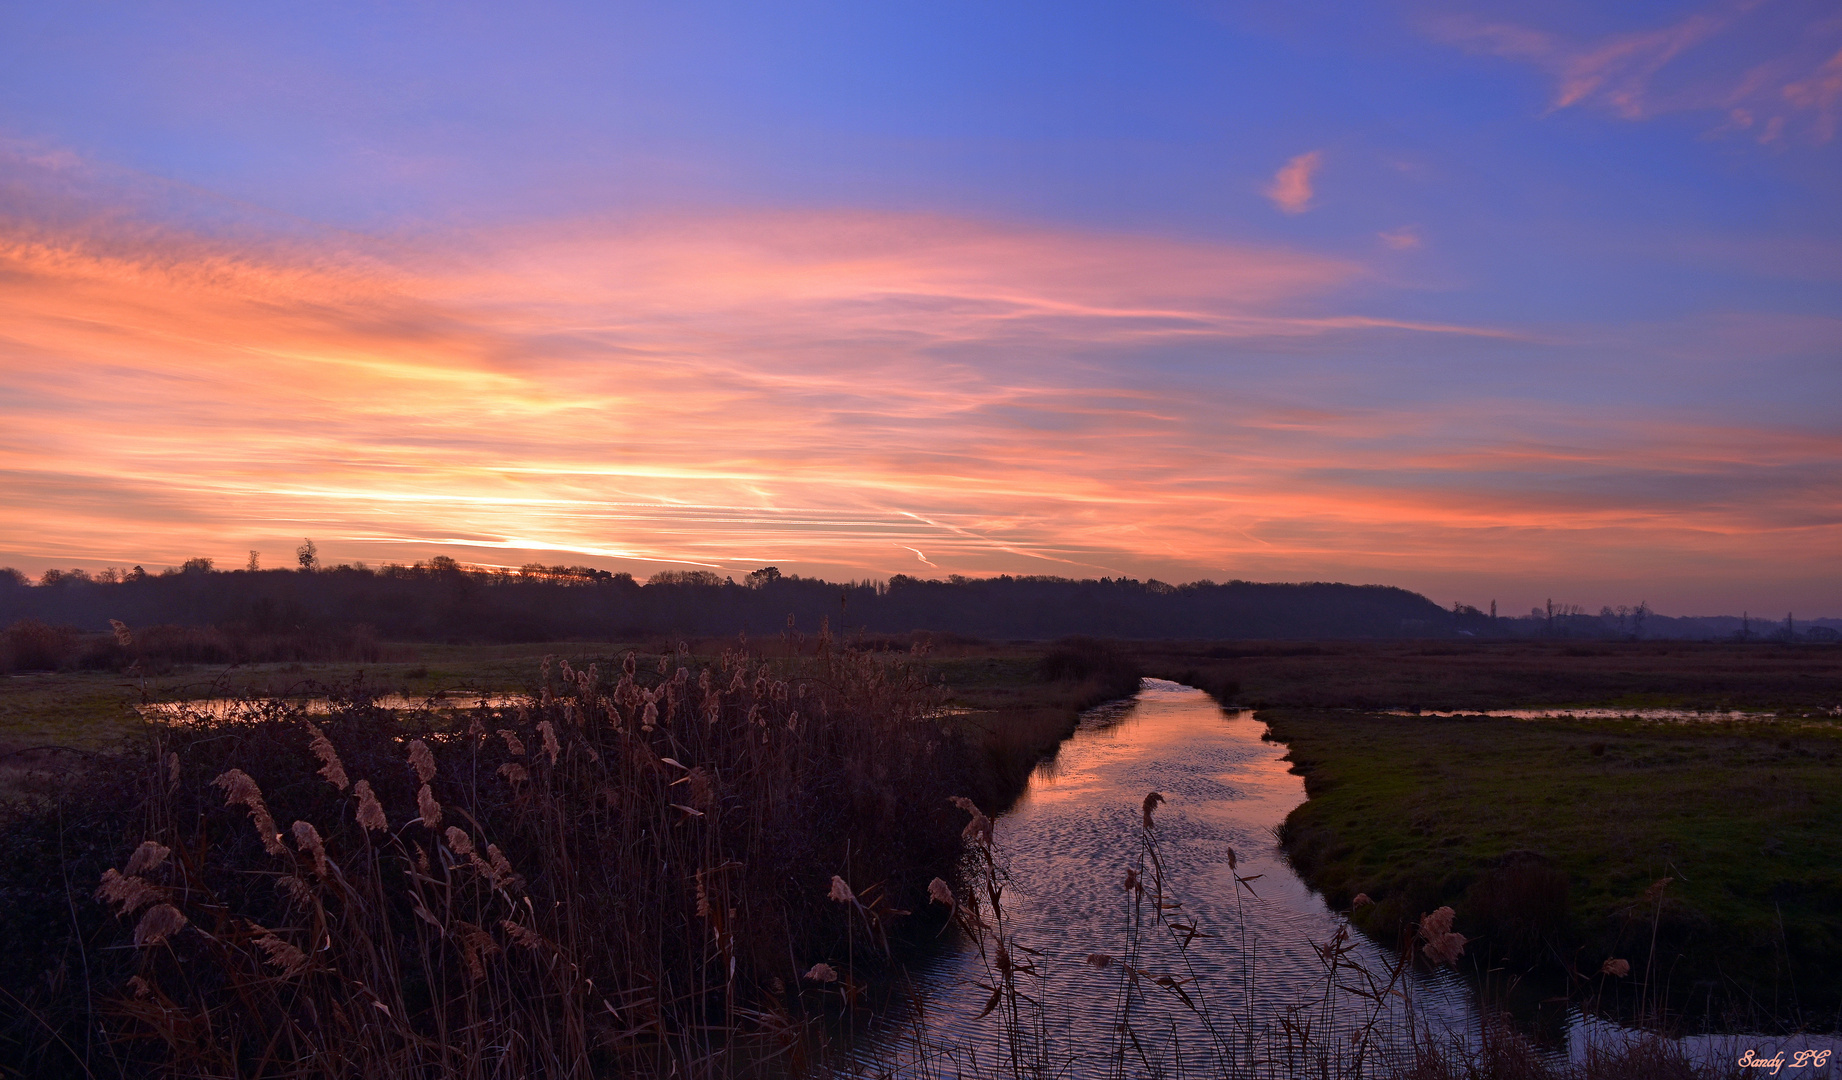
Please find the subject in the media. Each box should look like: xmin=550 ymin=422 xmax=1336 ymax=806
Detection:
xmin=0 ymin=563 xmax=1449 ymax=643
xmin=4 ymin=563 xmax=1835 ymax=650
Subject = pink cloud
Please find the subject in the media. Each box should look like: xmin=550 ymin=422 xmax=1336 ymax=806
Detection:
xmin=1430 ymin=7 xmax=1842 ymax=143
xmin=1264 ymin=151 xmax=1322 ymax=214
xmin=1 ymin=150 xmax=1837 ymax=612
xmin=1782 ymin=47 xmax=1842 ymax=141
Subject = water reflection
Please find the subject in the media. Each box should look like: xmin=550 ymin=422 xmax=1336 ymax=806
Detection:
xmin=860 ymin=679 xmax=1477 ymax=1075
xmin=138 ymin=692 xmax=521 ymax=720
xmin=1382 ymin=707 xmax=1826 ymax=722
xmin=858 ymin=680 xmax=1837 ymax=1077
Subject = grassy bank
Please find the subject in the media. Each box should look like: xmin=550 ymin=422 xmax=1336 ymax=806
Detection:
xmin=1133 ymin=639 xmax=1842 ymax=714
xmin=1261 ymin=708 xmax=1842 ymax=1028
xmin=932 ymin=636 xmax=1144 ymax=797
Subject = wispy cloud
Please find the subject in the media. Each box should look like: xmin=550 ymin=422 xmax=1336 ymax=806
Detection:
xmin=1265 ymin=151 xmax=1322 ymax=214
xmin=1429 ymin=4 xmax=1842 ymax=143
xmin=1 ymin=146 xmax=1836 ymax=610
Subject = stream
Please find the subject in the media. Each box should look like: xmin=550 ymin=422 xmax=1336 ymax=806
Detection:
xmin=847 ymin=679 xmax=1837 ymax=1077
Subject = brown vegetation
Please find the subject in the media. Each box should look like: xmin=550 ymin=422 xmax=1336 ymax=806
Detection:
xmin=1 ymin=643 xmax=982 ymax=1078
xmin=0 ymin=619 xmax=388 ymax=675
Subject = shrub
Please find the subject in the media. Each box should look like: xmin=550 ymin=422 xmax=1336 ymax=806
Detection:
xmin=0 ymin=619 xmax=79 ymax=672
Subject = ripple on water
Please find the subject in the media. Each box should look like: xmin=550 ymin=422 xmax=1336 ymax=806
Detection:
xmin=852 ymin=680 xmax=1833 ymax=1077
xmin=856 ymin=680 xmax=1480 ymax=1075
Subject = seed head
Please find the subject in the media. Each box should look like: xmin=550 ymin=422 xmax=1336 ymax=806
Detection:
xmin=278 ymin=875 xmax=313 ymax=906
xmin=306 ymin=723 xmax=349 ymax=791
xmin=213 ymin=768 xmax=262 ymax=808
xmin=124 ymin=841 xmax=170 ymax=878
xmin=827 ymin=875 xmax=857 ymax=905
xmin=110 ymin=619 xmax=133 ymax=646
xmin=499 ymin=729 xmax=526 ymax=755
xmin=804 ymin=962 xmax=838 ymax=983
xmin=1422 ymin=931 xmax=1467 ymax=967
xmin=406 ymin=739 xmax=437 ymax=785
xmin=498 ymin=761 xmax=529 ymax=784
xmin=353 ymin=779 xmax=388 ymax=831
xmin=444 ymin=826 xmax=475 ymax=856
xmin=96 ymin=869 xmax=159 ymax=917
xmin=417 ymin=783 xmax=442 ymax=830
xmin=212 ymin=769 xmax=287 ymax=855
xmin=538 ymin=720 xmax=560 ymax=764
xmin=254 ymin=928 xmax=309 ymax=976
xmin=1142 ymin=791 xmax=1165 ymax=829
xmin=1418 ymin=907 xmax=1465 ymax=965
xmin=948 ymin=796 xmax=993 ymax=846
xmin=1600 ymin=957 xmax=1630 ymax=978
xmin=133 ymin=903 xmax=188 ymax=947
xmin=455 ymin=919 xmax=499 ymax=982
xmin=291 ymin=821 xmax=328 ymax=877
xmin=501 ymin=919 xmax=546 ymax=950
xmin=484 ymin=844 xmax=520 ymax=890
xmin=1351 ymin=893 xmax=1374 ymax=909
xmin=928 ymin=877 xmax=955 ymax=907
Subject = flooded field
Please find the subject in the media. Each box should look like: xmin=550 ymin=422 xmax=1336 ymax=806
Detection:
xmin=1385 ymin=707 xmax=1841 ymax=721
xmin=135 ymin=691 xmax=524 ymax=720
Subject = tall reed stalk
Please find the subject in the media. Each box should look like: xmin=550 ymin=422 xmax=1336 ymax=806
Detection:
xmin=21 ymin=639 xmax=973 ymax=1078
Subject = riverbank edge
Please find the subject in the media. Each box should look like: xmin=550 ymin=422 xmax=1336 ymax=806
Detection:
xmin=1152 ymin=676 xmax=1842 ymax=1034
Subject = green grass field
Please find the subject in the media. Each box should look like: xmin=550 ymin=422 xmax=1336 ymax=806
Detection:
xmin=1264 ymin=708 xmax=1842 ymax=1026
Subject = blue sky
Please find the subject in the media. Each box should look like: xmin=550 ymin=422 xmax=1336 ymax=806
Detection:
xmin=2 ymin=1 xmax=1838 ymax=612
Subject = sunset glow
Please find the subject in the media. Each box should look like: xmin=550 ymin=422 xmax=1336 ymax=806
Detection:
xmin=3 ymin=2 xmax=1839 ymax=613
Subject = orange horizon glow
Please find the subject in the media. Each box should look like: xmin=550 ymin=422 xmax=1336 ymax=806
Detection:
xmin=2 ymin=160 xmax=1839 ymax=615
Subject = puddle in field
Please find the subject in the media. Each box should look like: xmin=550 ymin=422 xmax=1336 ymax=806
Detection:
xmin=1384 ymin=707 xmax=1840 ymax=722
xmin=136 ymin=692 xmax=522 ymax=720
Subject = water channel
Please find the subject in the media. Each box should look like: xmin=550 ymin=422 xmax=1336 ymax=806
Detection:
xmin=850 ymin=679 xmax=1837 ymax=1077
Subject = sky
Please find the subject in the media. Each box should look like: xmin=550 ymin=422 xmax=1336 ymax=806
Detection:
xmin=1 ymin=1 xmax=1839 ymax=616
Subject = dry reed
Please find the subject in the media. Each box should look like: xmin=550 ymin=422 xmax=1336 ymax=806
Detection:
xmin=9 ymin=642 xmax=972 ymax=1079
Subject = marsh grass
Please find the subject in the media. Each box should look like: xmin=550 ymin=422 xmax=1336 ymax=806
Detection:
xmin=0 ymin=642 xmax=1762 ymax=1079
xmin=3 ymin=639 xmax=981 ymax=1078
